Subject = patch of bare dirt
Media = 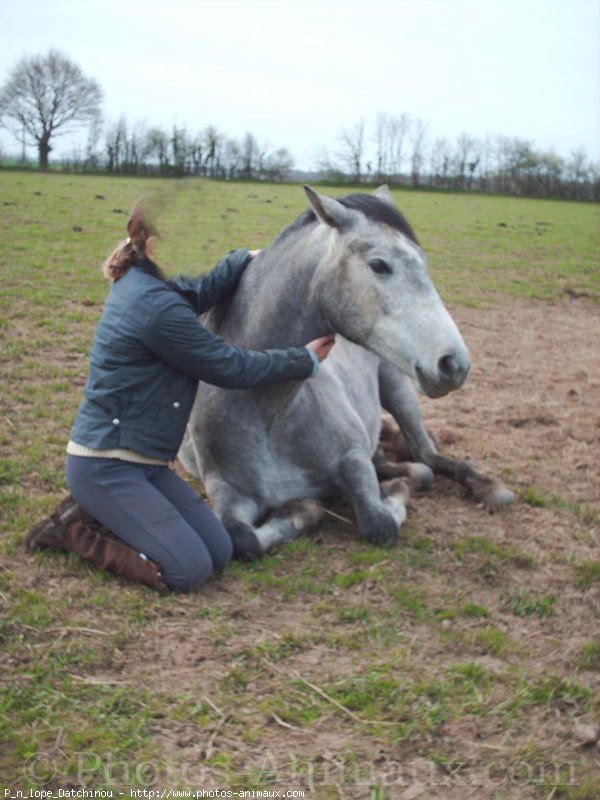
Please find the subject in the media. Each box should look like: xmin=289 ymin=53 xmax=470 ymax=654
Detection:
xmin=430 ymin=298 xmax=600 ymax=506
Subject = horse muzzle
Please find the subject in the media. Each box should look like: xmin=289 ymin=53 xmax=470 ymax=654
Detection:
xmin=415 ymin=350 xmax=471 ymax=398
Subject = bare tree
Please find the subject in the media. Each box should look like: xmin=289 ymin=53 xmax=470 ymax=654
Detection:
xmin=409 ymin=117 xmax=429 ymax=187
xmin=566 ymin=147 xmax=589 ymax=200
xmin=262 ymin=147 xmax=294 ymax=181
xmin=537 ymin=150 xmax=565 ymax=197
xmin=144 ymin=126 xmax=170 ymax=174
xmin=187 ymin=132 xmax=204 ymax=176
xmin=374 ymin=112 xmax=394 ymax=180
xmin=105 ymin=116 xmax=127 ymax=173
xmin=223 ymin=137 xmax=241 ymax=179
xmin=239 ymin=132 xmax=271 ymax=178
xmin=0 ymin=49 xmax=102 ymax=170
xmin=477 ymin=135 xmax=495 ymax=192
xmin=454 ymin=132 xmax=480 ymax=190
xmin=171 ymin=126 xmax=189 ymax=175
xmin=241 ymin=131 xmax=259 ymax=178
xmin=390 ymin=113 xmax=412 ymax=181
xmin=128 ymin=119 xmax=149 ymax=173
xmin=492 ymin=136 xmax=534 ymax=194
xmin=373 ymin=111 xmax=411 ymax=181
xmin=85 ymin=116 xmax=103 ymax=171
xmin=337 ymin=118 xmax=366 ymax=183
xmin=429 ymin=137 xmax=451 ymax=188
xmin=203 ymin=125 xmax=223 ymax=177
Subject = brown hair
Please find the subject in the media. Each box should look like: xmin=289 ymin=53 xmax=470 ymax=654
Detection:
xmin=102 ymin=199 xmax=159 ymax=281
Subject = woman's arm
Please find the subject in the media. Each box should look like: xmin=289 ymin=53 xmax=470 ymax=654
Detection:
xmin=142 ymin=292 xmax=315 ymax=389
xmin=167 ymin=248 xmax=253 ymax=314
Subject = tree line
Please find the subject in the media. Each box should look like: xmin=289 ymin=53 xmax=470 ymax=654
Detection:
xmin=323 ymin=114 xmax=599 ymax=201
xmin=1 ymin=50 xmax=598 ymax=200
xmin=0 ymin=49 xmax=293 ymax=181
xmin=70 ymin=117 xmax=295 ymax=181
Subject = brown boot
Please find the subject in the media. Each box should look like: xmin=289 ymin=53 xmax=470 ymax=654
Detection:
xmin=25 ymin=496 xmax=170 ymax=594
xmin=25 ymin=494 xmax=82 ymax=552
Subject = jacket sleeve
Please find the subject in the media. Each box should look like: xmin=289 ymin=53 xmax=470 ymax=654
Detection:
xmin=141 ymin=293 xmax=314 ymax=389
xmin=166 ymin=248 xmax=251 ymax=314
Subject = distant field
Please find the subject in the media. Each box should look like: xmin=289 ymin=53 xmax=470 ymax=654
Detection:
xmin=1 ymin=172 xmax=598 ymax=797
xmin=1 ymin=171 xmax=599 ymax=305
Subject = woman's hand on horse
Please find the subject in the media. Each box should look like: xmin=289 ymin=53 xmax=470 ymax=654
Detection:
xmin=305 ymin=334 xmax=336 ymax=363
xmin=248 ymin=249 xmax=262 ymax=259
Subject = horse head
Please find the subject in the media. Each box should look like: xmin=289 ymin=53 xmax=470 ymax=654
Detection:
xmin=305 ymin=185 xmax=470 ymax=398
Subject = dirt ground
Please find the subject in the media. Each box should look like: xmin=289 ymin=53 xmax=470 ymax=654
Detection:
xmin=9 ymin=297 xmax=600 ymax=798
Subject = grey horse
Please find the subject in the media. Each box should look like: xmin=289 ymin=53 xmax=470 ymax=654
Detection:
xmin=178 ymin=185 xmax=514 ymax=559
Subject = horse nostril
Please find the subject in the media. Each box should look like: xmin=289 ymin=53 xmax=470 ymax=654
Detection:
xmin=438 ymin=353 xmax=459 ymax=381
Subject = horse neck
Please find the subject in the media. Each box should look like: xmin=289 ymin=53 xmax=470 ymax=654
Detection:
xmin=210 ymin=227 xmax=330 ymax=349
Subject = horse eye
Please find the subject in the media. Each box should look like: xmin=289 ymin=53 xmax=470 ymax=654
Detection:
xmin=369 ymin=258 xmax=392 ymax=275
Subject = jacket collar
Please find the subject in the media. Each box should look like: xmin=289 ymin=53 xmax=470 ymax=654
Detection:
xmin=132 ymin=257 xmax=166 ymax=282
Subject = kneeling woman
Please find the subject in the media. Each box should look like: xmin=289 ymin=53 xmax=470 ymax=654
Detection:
xmin=28 ymin=202 xmax=334 ymax=592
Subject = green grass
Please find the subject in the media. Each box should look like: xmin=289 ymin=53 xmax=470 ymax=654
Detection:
xmin=573 ymin=560 xmax=600 ymax=590
xmin=450 ymin=534 xmax=537 ymax=581
xmin=459 ymin=602 xmax=491 ymax=618
xmin=575 ymin=641 xmax=600 ymax=672
xmin=1 ymin=171 xmax=598 ymax=794
xmin=502 ymin=590 xmax=557 ymax=618
xmin=519 ymin=486 xmax=599 ymax=524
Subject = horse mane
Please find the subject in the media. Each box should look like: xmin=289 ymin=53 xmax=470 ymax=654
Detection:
xmin=205 ymin=193 xmax=420 ymax=332
xmin=274 ymin=192 xmax=420 ymax=246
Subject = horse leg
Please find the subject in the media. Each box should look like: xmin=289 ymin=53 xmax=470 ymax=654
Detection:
xmin=254 ymin=500 xmax=324 ymax=554
xmin=373 ymin=450 xmax=435 ymax=491
xmin=378 ymin=362 xmax=515 ymax=510
xmin=207 ymin=477 xmax=324 ymax=560
xmin=227 ymin=501 xmax=324 ymax=560
xmin=337 ymin=449 xmax=410 ymax=545
xmin=373 ymin=411 xmax=436 ymax=489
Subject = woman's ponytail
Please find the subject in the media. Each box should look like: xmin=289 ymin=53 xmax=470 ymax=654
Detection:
xmin=102 ymin=199 xmax=159 ymax=281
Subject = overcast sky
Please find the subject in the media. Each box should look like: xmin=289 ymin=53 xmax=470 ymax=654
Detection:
xmin=1 ymin=0 xmax=599 ymax=169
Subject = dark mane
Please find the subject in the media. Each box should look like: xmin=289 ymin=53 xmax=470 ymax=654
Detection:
xmin=274 ymin=192 xmax=419 ymax=246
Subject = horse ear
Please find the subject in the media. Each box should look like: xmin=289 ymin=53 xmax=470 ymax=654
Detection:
xmin=373 ymin=184 xmax=395 ymax=207
xmin=303 ymin=185 xmax=353 ymax=229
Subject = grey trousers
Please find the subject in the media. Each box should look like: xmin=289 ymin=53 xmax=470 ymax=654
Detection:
xmin=66 ymin=455 xmax=233 ymax=592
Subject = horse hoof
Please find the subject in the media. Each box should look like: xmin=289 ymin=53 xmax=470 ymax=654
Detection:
xmin=275 ymin=499 xmax=324 ymax=533
xmin=228 ymin=522 xmax=263 ymax=561
xmin=406 ymin=463 xmax=434 ymax=491
xmin=369 ymin=525 xmax=400 ymax=547
xmin=380 ymin=477 xmax=411 ymax=504
xmin=362 ymin=506 xmax=402 ymax=546
xmin=367 ymin=527 xmax=400 ymax=547
xmin=483 ymin=485 xmax=516 ymax=512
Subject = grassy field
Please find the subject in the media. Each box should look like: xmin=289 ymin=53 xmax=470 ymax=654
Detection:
xmin=0 ymin=172 xmax=599 ymax=798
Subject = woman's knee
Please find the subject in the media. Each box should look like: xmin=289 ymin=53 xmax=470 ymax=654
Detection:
xmin=210 ymin=530 xmax=233 ymax=572
xmin=163 ymin=546 xmax=214 ymax=593
xmin=190 ymin=512 xmax=234 ymax=572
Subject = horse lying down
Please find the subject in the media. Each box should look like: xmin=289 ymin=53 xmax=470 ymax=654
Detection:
xmin=178 ymin=185 xmax=514 ymax=560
